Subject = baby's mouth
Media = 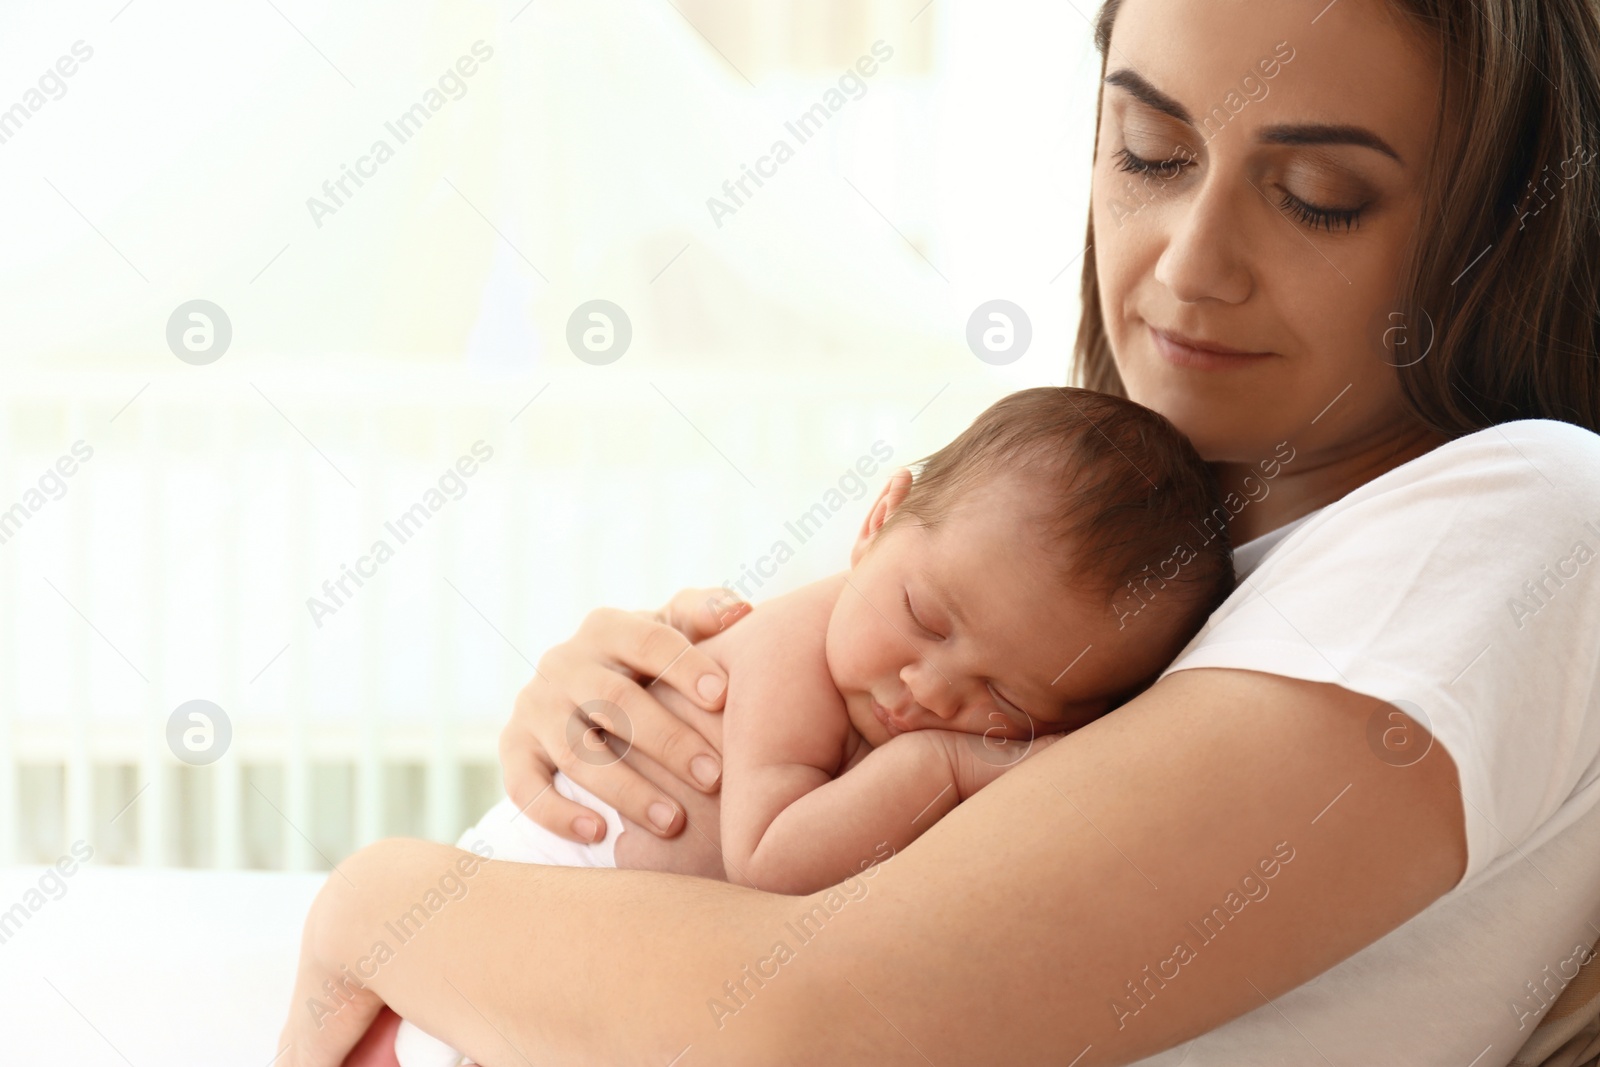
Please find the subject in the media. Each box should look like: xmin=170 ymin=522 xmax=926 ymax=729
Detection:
xmin=870 ymin=699 xmax=906 ymax=738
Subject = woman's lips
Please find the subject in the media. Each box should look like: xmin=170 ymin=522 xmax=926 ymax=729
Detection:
xmin=1150 ymin=326 xmax=1276 ymax=370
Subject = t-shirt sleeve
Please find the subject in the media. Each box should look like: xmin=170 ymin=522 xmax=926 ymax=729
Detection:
xmin=1156 ymin=420 xmax=1600 ymax=889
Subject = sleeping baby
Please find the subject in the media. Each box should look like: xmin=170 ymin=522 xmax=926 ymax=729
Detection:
xmin=390 ymin=385 xmax=1235 ymax=1066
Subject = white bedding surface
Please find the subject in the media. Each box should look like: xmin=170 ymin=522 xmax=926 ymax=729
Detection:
xmin=0 ymin=864 xmax=327 ymax=1064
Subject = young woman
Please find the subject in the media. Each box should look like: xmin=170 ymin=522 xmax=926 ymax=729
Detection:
xmin=280 ymin=0 xmax=1600 ymax=1062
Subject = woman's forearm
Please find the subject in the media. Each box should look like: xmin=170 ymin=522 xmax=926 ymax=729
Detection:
xmin=310 ymin=669 xmax=1467 ymax=1067
xmin=315 ymin=838 xmax=821 ymax=1066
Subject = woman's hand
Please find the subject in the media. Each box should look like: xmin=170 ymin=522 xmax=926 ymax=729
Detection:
xmin=500 ymin=586 xmax=751 ymax=843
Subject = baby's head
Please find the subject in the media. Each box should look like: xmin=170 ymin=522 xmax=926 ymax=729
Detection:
xmin=827 ymin=386 xmax=1234 ymax=747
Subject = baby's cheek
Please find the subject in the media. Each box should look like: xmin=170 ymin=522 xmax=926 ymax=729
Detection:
xmin=841 ymin=616 xmax=899 ymax=685
xmin=824 ymin=604 xmax=874 ymax=682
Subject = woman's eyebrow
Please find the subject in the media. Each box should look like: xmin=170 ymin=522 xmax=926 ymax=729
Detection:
xmin=1104 ymin=68 xmax=1192 ymax=125
xmin=1105 ymin=68 xmax=1405 ymax=166
xmin=1258 ymin=123 xmax=1404 ymax=165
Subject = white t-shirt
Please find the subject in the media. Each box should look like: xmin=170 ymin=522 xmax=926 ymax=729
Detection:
xmin=1131 ymin=419 xmax=1600 ymax=1067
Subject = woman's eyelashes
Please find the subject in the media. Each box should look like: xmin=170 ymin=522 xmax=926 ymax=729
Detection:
xmin=1113 ymin=145 xmax=1192 ymax=180
xmin=1276 ymin=189 xmax=1364 ymax=232
xmin=1112 ymin=145 xmax=1368 ymax=232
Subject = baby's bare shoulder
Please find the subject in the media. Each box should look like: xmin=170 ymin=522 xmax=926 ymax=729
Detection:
xmin=713 ymin=573 xmax=850 ymax=755
xmin=699 ymin=572 xmax=844 ymax=671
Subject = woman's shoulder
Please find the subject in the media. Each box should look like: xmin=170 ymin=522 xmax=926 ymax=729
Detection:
xmin=1168 ymin=421 xmax=1600 ymax=889
xmin=1271 ymin=418 xmax=1600 ymax=559
xmin=1431 ymin=417 xmax=1599 ymax=461
xmin=1451 ymin=417 xmax=1600 ymax=450
xmin=1172 ymin=416 xmax=1600 ymax=700
xmin=1351 ymin=418 xmax=1600 ymax=500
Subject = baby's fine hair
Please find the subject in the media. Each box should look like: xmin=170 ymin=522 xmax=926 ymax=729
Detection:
xmin=880 ymin=386 xmax=1235 ymax=662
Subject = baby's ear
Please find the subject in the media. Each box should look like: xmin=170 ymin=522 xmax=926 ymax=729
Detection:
xmin=850 ymin=468 xmax=914 ymax=566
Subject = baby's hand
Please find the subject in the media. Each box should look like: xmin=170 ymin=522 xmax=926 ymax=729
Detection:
xmin=926 ymin=729 xmax=1066 ymax=801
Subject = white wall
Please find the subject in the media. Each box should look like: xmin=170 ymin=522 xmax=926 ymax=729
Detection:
xmin=0 ymin=0 xmax=1103 ymax=869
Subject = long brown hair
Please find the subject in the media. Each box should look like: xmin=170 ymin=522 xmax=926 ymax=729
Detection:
xmin=1072 ymin=0 xmax=1600 ymax=436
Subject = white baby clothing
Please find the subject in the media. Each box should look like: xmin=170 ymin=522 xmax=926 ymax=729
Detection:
xmin=393 ymin=771 xmax=624 ymax=1067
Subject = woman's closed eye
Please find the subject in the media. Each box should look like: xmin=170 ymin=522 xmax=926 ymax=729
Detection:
xmin=1114 ymin=145 xmax=1368 ymax=233
xmin=1114 ymin=145 xmax=1194 ymax=180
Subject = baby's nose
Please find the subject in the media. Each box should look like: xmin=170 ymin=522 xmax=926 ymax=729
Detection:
xmin=922 ymin=684 xmax=961 ymax=720
xmin=902 ymin=661 xmax=963 ymax=717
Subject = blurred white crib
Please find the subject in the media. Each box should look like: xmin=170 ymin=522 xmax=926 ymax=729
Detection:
xmin=0 ymin=366 xmax=997 ymax=872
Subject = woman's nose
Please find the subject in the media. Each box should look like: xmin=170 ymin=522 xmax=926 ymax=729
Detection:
xmin=1151 ymin=170 xmax=1254 ymax=306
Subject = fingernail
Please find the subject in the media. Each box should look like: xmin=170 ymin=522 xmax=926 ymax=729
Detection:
xmin=697 ymin=674 xmax=726 ymax=701
xmin=648 ymin=802 xmax=677 ymax=831
xmin=573 ymin=816 xmax=601 ymax=842
xmin=690 ymin=754 xmax=721 ymax=788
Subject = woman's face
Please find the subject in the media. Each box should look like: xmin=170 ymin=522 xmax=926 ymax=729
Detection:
xmin=1094 ymin=0 xmax=1442 ymax=463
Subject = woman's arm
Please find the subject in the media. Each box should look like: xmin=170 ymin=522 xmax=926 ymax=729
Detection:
xmin=282 ymin=666 xmax=1465 ymax=1066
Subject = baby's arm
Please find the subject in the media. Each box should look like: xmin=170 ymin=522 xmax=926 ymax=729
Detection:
xmin=725 ymin=728 xmax=966 ymax=894
xmin=715 ymin=577 xmax=856 ymax=893
xmin=727 ymin=728 xmax=1058 ymax=893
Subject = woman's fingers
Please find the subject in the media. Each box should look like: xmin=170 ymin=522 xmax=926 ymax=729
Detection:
xmin=552 ymin=654 xmax=718 ymax=812
xmin=502 ymin=657 xmax=702 ymax=839
xmin=554 ymin=748 xmax=686 ymax=837
xmin=658 ymin=586 xmax=752 ymax=647
xmin=497 ymin=594 xmax=744 ymax=842
xmin=495 ymin=732 xmax=605 ymax=844
xmin=582 ymin=605 xmax=734 ymax=713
